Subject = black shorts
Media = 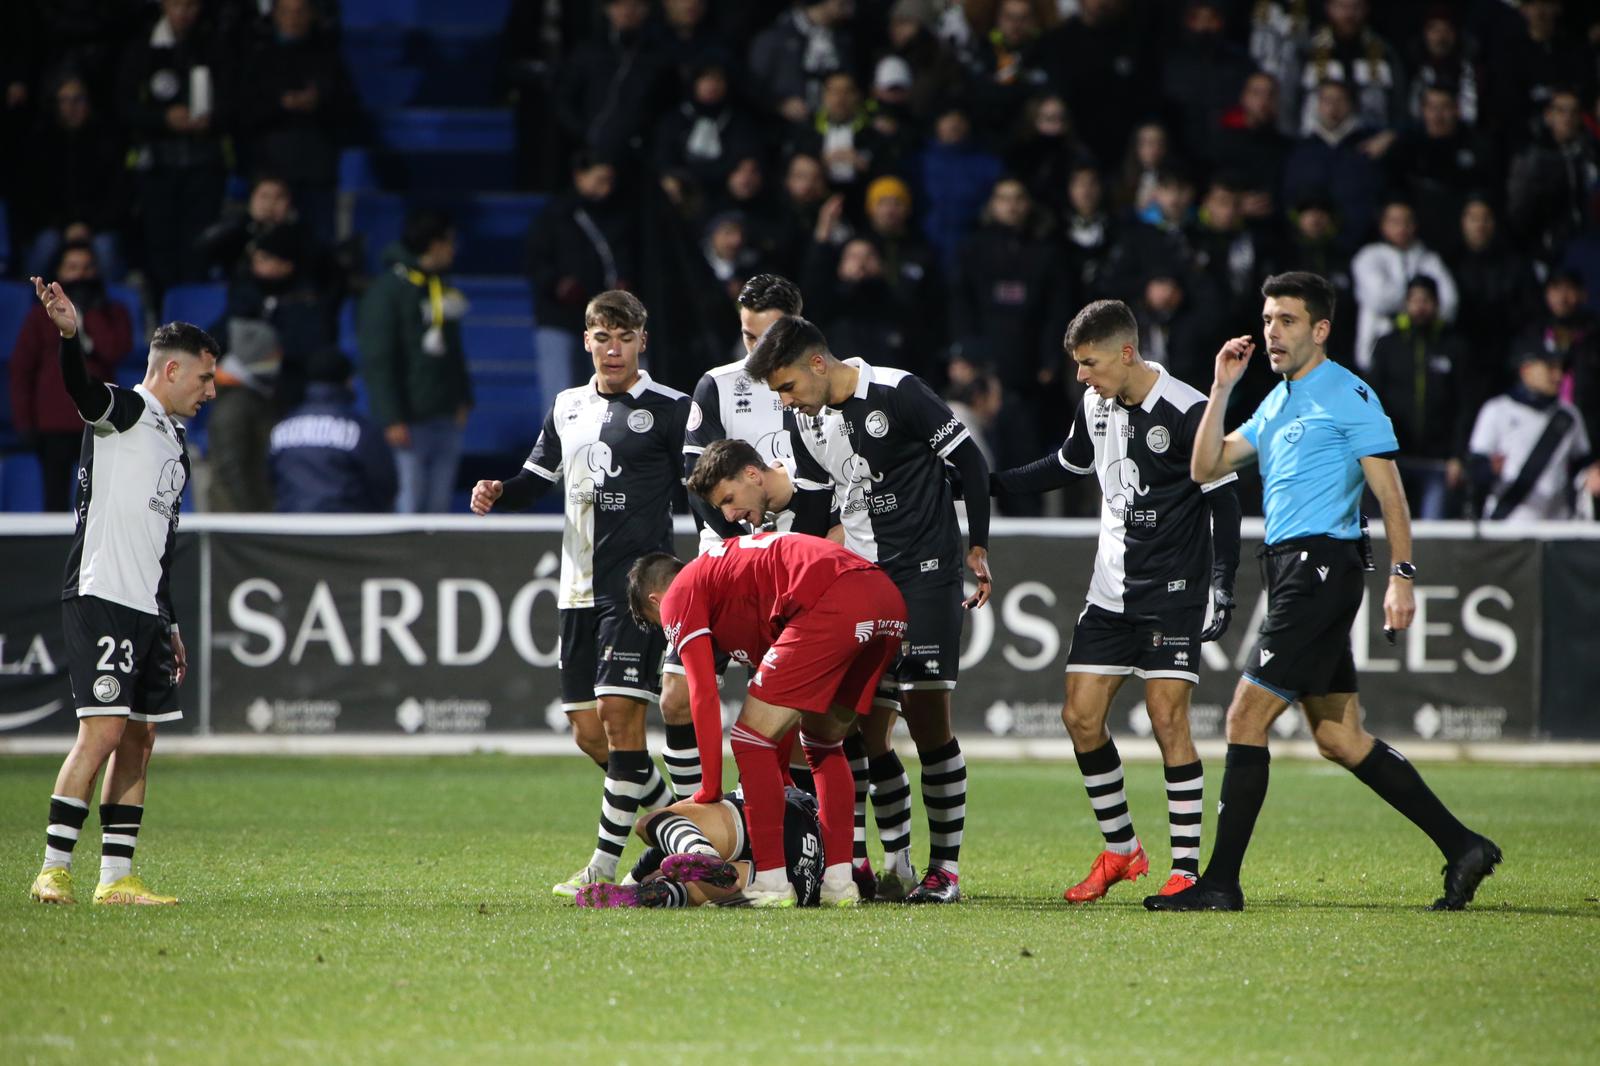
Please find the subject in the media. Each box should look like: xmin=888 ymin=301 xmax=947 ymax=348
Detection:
xmin=1245 ymin=536 xmax=1364 ymax=700
xmin=889 ymin=576 xmax=962 ymax=692
xmin=559 ymin=600 xmax=666 ymax=711
xmin=661 ymin=643 xmax=733 ymax=678
xmin=1066 ymin=602 xmax=1204 ymax=683
xmin=62 ymin=596 xmax=181 ymax=722
xmin=726 ymin=786 xmax=823 ymax=907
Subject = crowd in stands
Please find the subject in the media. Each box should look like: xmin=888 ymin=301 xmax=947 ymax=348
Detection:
xmin=4 ymin=0 xmax=1600 ymax=521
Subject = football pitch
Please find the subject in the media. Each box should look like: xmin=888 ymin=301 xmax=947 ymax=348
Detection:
xmin=2 ymin=754 xmax=1596 ymax=1065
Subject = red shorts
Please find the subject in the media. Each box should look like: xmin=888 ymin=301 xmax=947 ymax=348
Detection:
xmin=748 ymin=568 xmax=908 ymax=716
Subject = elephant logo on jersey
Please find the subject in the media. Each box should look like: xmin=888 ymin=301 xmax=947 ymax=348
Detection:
xmin=148 ymin=458 xmax=185 ymax=522
xmin=1106 ymin=457 xmax=1149 ymax=521
xmin=568 ymin=442 xmax=624 ymax=506
xmin=755 ymin=429 xmax=793 ymax=464
xmin=840 ymin=453 xmax=885 ymax=515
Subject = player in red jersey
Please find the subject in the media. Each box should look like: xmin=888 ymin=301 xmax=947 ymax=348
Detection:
xmin=627 ymin=531 xmax=907 ymax=907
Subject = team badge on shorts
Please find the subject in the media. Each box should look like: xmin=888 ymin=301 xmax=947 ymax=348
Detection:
xmin=93 ymin=676 xmax=121 ymax=703
xmin=1150 ymin=632 xmax=1164 ymax=648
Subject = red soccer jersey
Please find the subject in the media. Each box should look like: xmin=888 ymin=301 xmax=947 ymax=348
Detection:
xmin=658 ymin=531 xmax=881 ymax=801
xmin=659 ymin=531 xmax=877 ymax=665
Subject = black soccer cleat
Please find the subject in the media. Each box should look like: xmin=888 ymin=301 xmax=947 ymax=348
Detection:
xmin=852 ymin=862 xmax=878 ymax=903
xmin=1143 ymin=877 xmax=1244 ymax=912
xmin=1430 ymin=835 xmax=1502 ymax=911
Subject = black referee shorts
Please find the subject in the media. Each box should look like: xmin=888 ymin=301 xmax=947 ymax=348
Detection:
xmin=1244 ymin=536 xmax=1365 ymax=701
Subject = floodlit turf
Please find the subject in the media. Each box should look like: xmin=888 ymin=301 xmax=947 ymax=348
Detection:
xmin=1 ymin=754 xmax=1597 ymax=1065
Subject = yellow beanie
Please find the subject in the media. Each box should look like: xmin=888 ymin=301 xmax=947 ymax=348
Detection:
xmin=866 ymin=175 xmax=912 ymax=213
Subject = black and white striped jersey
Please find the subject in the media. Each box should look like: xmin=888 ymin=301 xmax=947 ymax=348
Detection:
xmin=789 ymin=358 xmax=970 ymax=585
xmin=1060 ymin=363 xmax=1236 ymax=613
xmin=683 ymin=357 xmax=835 ymax=547
xmin=523 ymin=372 xmax=690 ymax=608
xmin=61 ymin=384 xmax=189 ymax=625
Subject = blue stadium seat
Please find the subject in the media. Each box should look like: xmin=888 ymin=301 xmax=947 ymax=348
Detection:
xmin=352 ymin=192 xmax=545 ymax=275
xmin=462 ymin=370 xmax=541 ymax=455
xmin=338 ymin=147 xmax=379 ymax=191
xmin=457 ymin=277 xmax=533 ymax=319
xmin=0 ymin=281 xmax=33 ymax=355
xmin=0 ymin=198 xmax=11 ymax=276
xmin=376 ymin=109 xmax=513 ymax=154
xmin=106 ymin=284 xmax=146 ymax=340
xmin=161 ymin=282 xmax=228 ymax=334
xmin=342 ymin=0 xmax=512 ymax=29
xmin=462 ymin=319 xmax=535 ymax=365
xmin=0 ymin=451 xmax=43 ymax=512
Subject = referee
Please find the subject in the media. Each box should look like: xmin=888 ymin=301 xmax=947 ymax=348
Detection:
xmin=1149 ymin=272 xmax=1501 ymax=913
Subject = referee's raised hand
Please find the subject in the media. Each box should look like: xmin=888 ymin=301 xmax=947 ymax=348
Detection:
xmin=470 ymin=479 xmax=503 ymax=515
xmin=30 ymin=277 xmax=79 ymax=338
xmin=1211 ymin=335 xmax=1255 ymax=389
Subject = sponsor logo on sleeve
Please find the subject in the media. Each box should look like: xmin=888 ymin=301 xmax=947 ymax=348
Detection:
xmin=686 ymin=401 xmax=702 ymax=432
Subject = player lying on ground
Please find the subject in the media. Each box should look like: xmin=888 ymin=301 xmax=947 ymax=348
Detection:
xmin=628 ymin=531 xmax=908 ymax=907
xmin=576 ymin=786 xmax=825 ymax=908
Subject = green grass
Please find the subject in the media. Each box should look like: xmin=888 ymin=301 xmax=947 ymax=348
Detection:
xmin=2 ymin=755 xmax=1597 ymax=1065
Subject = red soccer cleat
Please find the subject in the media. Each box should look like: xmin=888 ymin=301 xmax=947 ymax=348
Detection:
xmin=1157 ymin=872 xmax=1197 ymax=896
xmin=1062 ymin=845 xmax=1149 ymax=903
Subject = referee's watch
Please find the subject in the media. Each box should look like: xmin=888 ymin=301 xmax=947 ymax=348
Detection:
xmin=1390 ymin=561 xmax=1417 ymax=580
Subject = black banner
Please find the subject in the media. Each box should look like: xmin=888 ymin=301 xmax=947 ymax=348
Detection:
xmin=0 ymin=533 xmax=200 ymax=735
xmin=0 ymin=522 xmax=1558 ymax=740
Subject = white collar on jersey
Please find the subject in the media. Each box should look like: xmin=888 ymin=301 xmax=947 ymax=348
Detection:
xmin=584 ymin=370 xmax=656 ymax=399
xmin=1131 ymin=361 xmax=1171 ymax=414
xmin=841 ymin=357 xmax=875 ymax=401
xmin=133 ymin=383 xmax=184 ymax=428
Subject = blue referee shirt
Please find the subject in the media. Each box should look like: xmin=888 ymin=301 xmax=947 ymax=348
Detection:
xmin=1238 ymin=357 xmax=1399 ymax=544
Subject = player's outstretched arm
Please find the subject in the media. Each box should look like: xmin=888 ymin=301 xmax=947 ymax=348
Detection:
xmin=989 ymin=451 xmax=1087 ymax=497
xmin=1193 ymin=336 xmax=1259 ymax=483
xmin=35 ymin=278 xmax=112 ymax=423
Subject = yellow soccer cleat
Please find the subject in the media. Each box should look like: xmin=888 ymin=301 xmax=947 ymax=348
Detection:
xmin=29 ymin=867 xmax=76 ymax=904
xmin=92 ymin=875 xmax=179 ymax=905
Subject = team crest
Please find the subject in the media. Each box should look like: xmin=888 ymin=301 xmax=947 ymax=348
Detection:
xmin=93 ymin=676 xmax=121 ymax=703
xmin=686 ymin=401 xmax=702 ymax=431
xmin=864 ymin=411 xmax=889 ymax=438
xmin=627 ymin=409 xmax=654 ymax=433
xmin=1145 ymin=426 xmax=1170 ymax=454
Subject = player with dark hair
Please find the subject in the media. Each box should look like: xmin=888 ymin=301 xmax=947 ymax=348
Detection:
xmin=576 ymin=786 xmax=826 ymax=908
xmin=1151 ymin=271 xmax=1500 ymax=912
xmin=745 ymin=314 xmax=994 ymax=903
xmin=628 ymin=533 xmax=908 ymax=908
xmin=657 ymin=273 xmax=808 ymax=802
xmin=992 ymin=299 xmax=1241 ymax=903
xmin=29 ymin=278 xmax=216 ymax=906
xmin=471 ymin=290 xmax=690 ymax=898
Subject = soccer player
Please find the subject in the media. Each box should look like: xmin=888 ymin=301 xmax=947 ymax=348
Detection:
xmin=1151 ymin=271 xmax=1501 ymax=912
xmin=670 ymin=274 xmax=916 ymax=900
xmin=745 ymin=315 xmax=994 ymax=903
xmin=470 ymin=290 xmax=689 ymax=897
xmin=576 ymin=785 xmax=826 ymax=908
xmin=627 ymin=532 xmax=909 ymax=908
xmin=28 ymin=279 xmax=216 ymax=906
xmin=991 ymin=300 xmax=1241 ymax=902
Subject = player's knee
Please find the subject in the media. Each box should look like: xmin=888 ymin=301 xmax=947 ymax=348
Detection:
xmin=659 ymin=677 xmax=690 ymax=723
xmin=1312 ymin=726 xmax=1367 ymax=767
xmin=1060 ymin=699 xmax=1106 ymax=741
xmin=1144 ymin=698 xmax=1190 ymax=740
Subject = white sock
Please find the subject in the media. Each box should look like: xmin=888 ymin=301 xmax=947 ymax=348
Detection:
xmin=752 ymin=867 xmax=789 ymax=893
xmin=587 ymin=850 xmax=621 ymax=880
xmin=822 ymin=862 xmax=852 ymax=888
xmin=884 ymin=848 xmax=913 ymax=877
xmin=932 ymin=859 xmax=960 ymax=878
xmin=100 ymin=855 xmax=132 ymax=885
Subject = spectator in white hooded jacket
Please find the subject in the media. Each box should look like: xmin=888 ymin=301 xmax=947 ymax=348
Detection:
xmin=1351 ymin=199 xmax=1457 ymax=371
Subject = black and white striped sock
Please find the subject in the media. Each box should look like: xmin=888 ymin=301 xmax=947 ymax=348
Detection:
xmin=662 ymin=722 xmax=701 ymax=800
xmin=1076 ymin=739 xmax=1138 ymax=855
xmin=869 ymin=750 xmax=913 ymax=859
xmin=639 ymin=761 xmax=669 ymax=812
xmin=648 ymin=812 xmax=720 ymax=856
xmin=44 ymin=794 xmax=88 ymax=871
xmin=843 ymin=733 xmax=870 ymax=864
xmin=1165 ymin=760 xmax=1203 ymax=879
xmin=99 ymin=803 xmax=143 ymax=885
xmin=921 ymin=738 xmax=967 ymax=872
xmin=591 ymin=750 xmax=655 ymax=879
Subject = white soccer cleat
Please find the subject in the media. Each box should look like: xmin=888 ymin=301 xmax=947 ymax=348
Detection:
xmin=552 ymin=863 xmax=612 ymax=898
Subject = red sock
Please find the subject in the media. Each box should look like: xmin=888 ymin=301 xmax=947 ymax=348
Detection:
xmin=775 ymin=726 xmax=798 ymax=788
xmin=730 ymin=723 xmax=786 ymax=873
xmin=802 ymin=732 xmax=853 ymax=870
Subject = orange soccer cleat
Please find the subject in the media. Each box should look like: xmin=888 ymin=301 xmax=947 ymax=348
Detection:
xmin=1062 ymin=845 xmax=1149 ymax=903
xmin=1156 ymin=872 xmax=1197 ymax=896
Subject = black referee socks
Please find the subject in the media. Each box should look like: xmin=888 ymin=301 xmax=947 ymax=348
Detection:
xmin=1202 ymin=743 xmax=1271 ymax=886
xmin=1352 ymin=738 xmax=1476 ymax=859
